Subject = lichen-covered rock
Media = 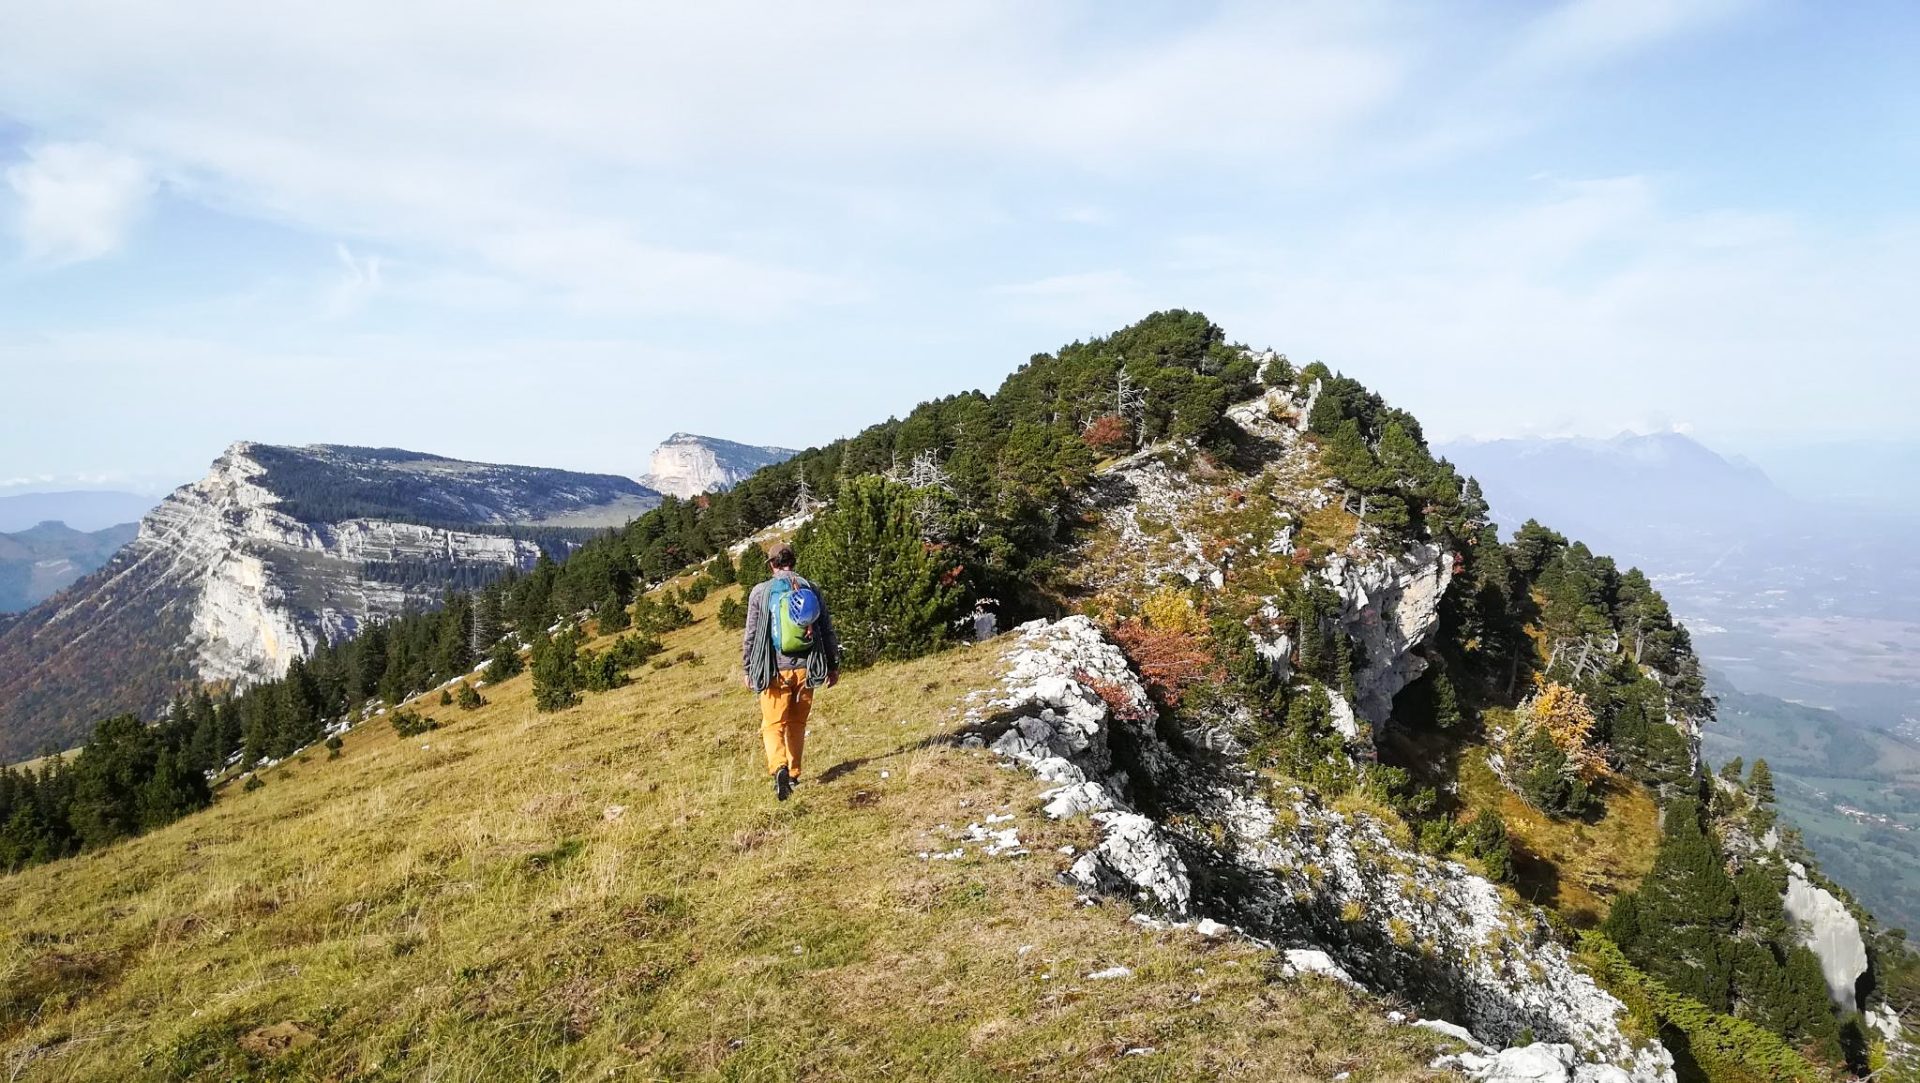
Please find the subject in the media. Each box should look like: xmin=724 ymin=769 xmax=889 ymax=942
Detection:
xmin=972 ymin=617 xmax=1674 ymax=1082
xmin=1783 ymin=863 xmax=1868 ymax=1012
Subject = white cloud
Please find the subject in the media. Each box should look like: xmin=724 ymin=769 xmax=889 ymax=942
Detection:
xmin=4 ymin=142 xmax=154 ymax=264
xmin=0 ymin=1 xmax=1413 ymax=312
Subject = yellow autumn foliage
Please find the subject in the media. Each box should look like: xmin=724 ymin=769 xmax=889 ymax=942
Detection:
xmin=1518 ymin=682 xmax=1609 ymax=783
xmin=1141 ymin=585 xmax=1210 ymax=637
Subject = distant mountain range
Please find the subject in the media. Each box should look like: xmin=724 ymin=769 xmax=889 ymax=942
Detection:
xmin=1441 ymin=430 xmax=1920 ymax=732
xmin=641 ymin=433 xmax=796 ymax=498
xmin=0 ymin=520 xmax=139 ymax=613
xmin=0 ymin=489 xmax=155 ymax=532
xmin=0 ymin=442 xmax=660 ymax=761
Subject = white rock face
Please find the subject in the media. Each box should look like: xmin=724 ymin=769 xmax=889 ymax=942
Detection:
xmin=1319 ymin=543 xmax=1453 ymax=727
xmin=17 ymin=442 xmax=655 ymax=701
xmin=1783 ymin=862 xmax=1868 ymax=1012
xmin=146 ymin=445 xmax=545 ymax=685
xmin=1439 ymin=1043 xmax=1634 ymax=1083
xmin=973 ymin=617 xmax=1673 ymax=1082
xmin=641 ymin=433 xmax=796 ymax=498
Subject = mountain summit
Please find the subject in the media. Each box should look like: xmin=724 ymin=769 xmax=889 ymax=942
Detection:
xmin=0 ymin=442 xmax=658 ymax=761
xmin=641 ymin=433 xmax=796 ymax=498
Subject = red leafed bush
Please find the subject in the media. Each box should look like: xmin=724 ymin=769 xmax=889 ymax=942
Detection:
xmin=1074 ymin=669 xmax=1153 ymax=722
xmin=1108 ymin=619 xmax=1217 ymax=708
xmin=1083 ymin=414 xmax=1132 ymax=455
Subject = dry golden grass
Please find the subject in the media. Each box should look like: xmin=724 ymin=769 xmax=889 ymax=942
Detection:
xmin=2 ymin=588 xmax=1456 ymax=1082
xmin=1456 ymin=748 xmax=1660 ymax=928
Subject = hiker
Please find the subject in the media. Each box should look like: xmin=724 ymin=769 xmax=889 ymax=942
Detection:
xmin=740 ymin=543 xmax=840 ymax=801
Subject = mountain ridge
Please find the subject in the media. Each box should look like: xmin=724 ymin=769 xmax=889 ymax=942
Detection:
xmin=0 ymin=520 xmax=139 ymax=614
xmin=1 ymin=314 xmax=1912 ymax=1080
xmin=641 ymin=432 xmax=797 ymax=498
xmin=0 ymin=441 xmax=660 ymax=761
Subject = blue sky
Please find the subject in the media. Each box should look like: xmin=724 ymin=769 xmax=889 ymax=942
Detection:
xmin=1 ymin=0 xmax=1916 ymax=494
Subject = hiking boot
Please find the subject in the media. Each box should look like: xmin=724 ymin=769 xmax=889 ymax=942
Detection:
xmin=774 ymin=765 xmax=793 ymax=802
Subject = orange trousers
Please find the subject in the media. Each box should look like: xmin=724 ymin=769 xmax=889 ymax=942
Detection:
xmin=760 ymin=668 xmax=813 ymax=778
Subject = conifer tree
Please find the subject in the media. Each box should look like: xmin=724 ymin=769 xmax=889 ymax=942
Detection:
xmin=1622 ymin=796 xmax=1739 ymax=1008
xmin=482 ymin=637 xmax=523 ymax=683
xmin=738 ymin=541 xmax=770 ymax=586
xmin=1749 ymin=759 xmax=1775 ymax=805
xmin=531 ymin=629 xmax=582 ymax=712
xmin=796 ymin=476 xmax=964 ymax=669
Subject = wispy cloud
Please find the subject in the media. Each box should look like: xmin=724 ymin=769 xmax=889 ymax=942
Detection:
xmin=4 ymin=142 xmax=154 ymax=264
xmin=324 ymin=243 xmax=383 ymax=318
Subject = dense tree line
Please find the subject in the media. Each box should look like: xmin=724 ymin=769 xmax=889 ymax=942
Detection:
xmin=1603 ymin=781 xmax=1855 ymax=1066
xmin=0 ymin=713 xmax=210 ymax=870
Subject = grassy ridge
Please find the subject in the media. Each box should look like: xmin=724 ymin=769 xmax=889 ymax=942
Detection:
xmin=2 ymin=590 xmax=1454 ymax=1081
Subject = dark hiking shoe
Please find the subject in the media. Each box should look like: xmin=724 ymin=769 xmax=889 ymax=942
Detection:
xmin=774 ymin=765 xmax=793 ymax=802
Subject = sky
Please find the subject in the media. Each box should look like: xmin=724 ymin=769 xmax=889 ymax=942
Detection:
xmin=1 ymin=0 xmax=1916 ymax=495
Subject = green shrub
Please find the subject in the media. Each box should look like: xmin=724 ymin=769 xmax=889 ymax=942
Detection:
xmin=1459 ymin=811 xmax=1513 ymax=883
xmin=607 ymin=634 xmax=663 ymax=667
xmin=580 ymin=650 xmax=629 ymax=693
xmin=482 ymin=639 xmax=523 ymax=684
xmin=595 ymin=595 xmax=632 ymax=633
xmin=684 ymin=578 xmax=712 ymax=603
xmin=718 ymin=594 xmax=747 ymax=630
xmin=454 ymin=683 xmax=485 ymax=710
xmin=633 ymin=595 xmax=694 ymax=636
xmin=242 ymin=774 xmax=265 ymax=793
xmin=389 ymin=708 xmax=434 ymax=737
xmin=438 ymin=689 xmax=453 ymax=707
xmin=324 ymin=735 xmax=344 ymax=760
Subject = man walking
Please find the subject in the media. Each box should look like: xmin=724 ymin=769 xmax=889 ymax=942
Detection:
xmin=741 ymin=543 xmax=840 ymax=801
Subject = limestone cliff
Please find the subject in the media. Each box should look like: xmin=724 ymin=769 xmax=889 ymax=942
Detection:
xmin=0 ymin=442 xmax=658 ymax=760
xmin=640 ymin=433 xmax=796 ymax=498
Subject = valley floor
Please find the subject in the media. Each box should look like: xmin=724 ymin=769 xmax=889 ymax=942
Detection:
xmin=1 ymin=594 xmax=1459 ymax=1081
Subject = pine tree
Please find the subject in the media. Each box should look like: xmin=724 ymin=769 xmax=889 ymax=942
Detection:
xmin=1748 ymin=759 xmax=1775 ymax=805
xmin=472 ymin=584 xmax=503 ymax=658
xmin=1630 ymin=797 xmax=1739 ymax=1009
xmin=531 ymin=629 xmax=582 ymax=712
xmin=795 ymin=476 xmax=964 ymax=669
xmin=738 ymin=541 xmax=770 ymax=587
xmin=482 ymin=637 xmax=523 ymax=684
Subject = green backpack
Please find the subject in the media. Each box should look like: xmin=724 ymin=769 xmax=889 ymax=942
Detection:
xmin=767 ymin=575 xmax=818 ymax=655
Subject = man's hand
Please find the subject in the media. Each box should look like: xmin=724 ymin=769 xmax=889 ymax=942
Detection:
xmin=827 ymin=670 xmax=840 ymax=688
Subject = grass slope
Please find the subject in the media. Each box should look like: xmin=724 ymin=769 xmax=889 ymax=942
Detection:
xmin=2 ymin=591 xmax=1454 ymax=1081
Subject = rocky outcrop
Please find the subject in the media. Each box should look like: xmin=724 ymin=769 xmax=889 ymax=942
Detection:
xmin=641 ymin=433 xmax=795 ymax=498
xmin=1783 ymin=863 xmax=1868 ymax=1012
xmin=970 ymin=617 xmax=1674 ymax=1081
xmin=1319 ymin=543 xmax=1453 ymax=727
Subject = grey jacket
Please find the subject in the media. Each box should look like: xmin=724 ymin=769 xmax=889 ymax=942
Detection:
xmin=742 ymin=572 xmax=841 ymax=691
